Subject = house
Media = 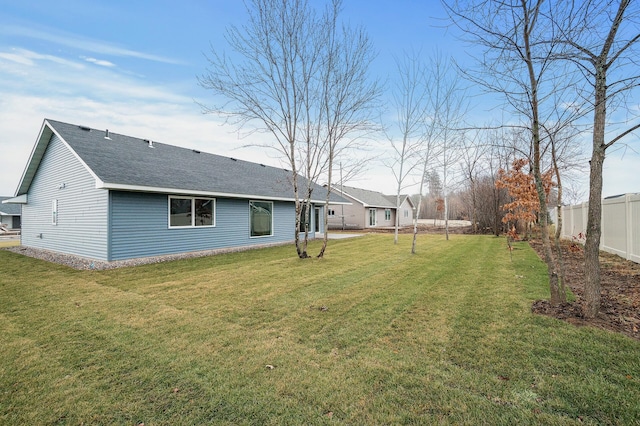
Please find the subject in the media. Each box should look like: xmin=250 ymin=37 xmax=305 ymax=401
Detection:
xmin=327 ymin=185 xmax=415 ymax=230
xmin=4 ymin=119 xmax=347 ymax=262
xmin=0 ymin=197 xmax=21 ymax=230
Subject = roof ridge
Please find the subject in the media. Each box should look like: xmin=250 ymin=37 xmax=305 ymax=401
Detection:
xmin=46 ymin=119 xmax=290 ymax=174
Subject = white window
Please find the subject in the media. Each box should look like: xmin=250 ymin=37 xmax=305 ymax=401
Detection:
xmin=404 ymin=209 xmax=409 ymax=218
xmin=52 ymin=199 xmax=58 ymax=225
xmin=250 ymin=201 xmax=273 ymax=237
xmin=169 ymin=196 xmax=215 ymax=228
xmin=385 ymin=209 xmax=391 ymax=221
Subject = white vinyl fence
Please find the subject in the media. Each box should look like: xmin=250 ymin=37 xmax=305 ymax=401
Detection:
xmin=561 ymin=193 xmax=640 ymax=263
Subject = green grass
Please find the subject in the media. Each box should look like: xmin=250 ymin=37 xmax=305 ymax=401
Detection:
xmin=1 ymin=234 xmax=638 ymax=425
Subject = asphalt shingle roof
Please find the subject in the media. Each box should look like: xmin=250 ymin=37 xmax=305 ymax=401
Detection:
xmin=0 ymin=197 xmax=21 ymax=215
xmin=37 ymin=120 xmax=343 ymax=203
xmin=338 ymin=185 xmax=396 ymax=208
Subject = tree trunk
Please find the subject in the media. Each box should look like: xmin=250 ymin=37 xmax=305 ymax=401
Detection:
xmin=471 ymin=180 xmax=478 ymax=233
xmin=444 ymin=194 xmax=450 ymax=241
xmin=411 ymin=197 xmax=422 ymax=254
xmin=394 ymin=192 xmax=401 ymax=245
xmin=551 ymin=140 xmax=567 ymax=300
xmin=522 ymin=2 xmax=565 ymax=306
xmin=412 ymin=196 xmax=422 ymax=254
xmin=583 ymin=138 xmax=606 ymax=317
xmin=583 ymin=54 xmax=609 ymax=318
xmin=412 ymin=165 xmax=429 ymax=254
xmin=493 ymin=186 xmax=501 ymax=236
xmin=318 ymin=158 xmax=334 ymax=259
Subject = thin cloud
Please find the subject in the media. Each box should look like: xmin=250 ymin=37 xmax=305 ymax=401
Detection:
xmin=2 ymin=24 xmax=185 ymax=65
xmin=82 ymin=56 xmax=116 ymax=67
xmin=0 ymin=93 xmax=272 ymax=195
xmin=0 ymin=48 xmax=84 ymax=69
xmin=0 ymin=48 xmax=187 ymax=104
xmin=0 ymin=51 xmax=33 ymax=66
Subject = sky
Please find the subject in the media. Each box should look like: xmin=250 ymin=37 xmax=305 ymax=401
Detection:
xmin=0 ymin=0 xmax=638 ymax=201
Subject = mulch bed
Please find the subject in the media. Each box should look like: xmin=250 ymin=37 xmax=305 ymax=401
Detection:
xmin=529 ymin=239 xmax=640 ymax=340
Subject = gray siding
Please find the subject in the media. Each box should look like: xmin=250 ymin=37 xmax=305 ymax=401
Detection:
xmin=0 ymin=214 xmax=10 ymax=227
xmin=328 ymin=196 xmax=413 ymax=229
xmin=327 ymin=201 xmax=391 ymax=229
xmin=328 ymin=196 xmax=366 ymax=229
xmin=398 ymin=198 xmax=414 ymax=226
xmin=109 ymin=192 xmax=298 ymax=260
xmin=21 ymin=134 xmax=109 ymax=259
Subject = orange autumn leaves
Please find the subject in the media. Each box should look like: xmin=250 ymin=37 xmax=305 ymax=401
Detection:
xmin=496 ymin=158 xmax=555 ymax=236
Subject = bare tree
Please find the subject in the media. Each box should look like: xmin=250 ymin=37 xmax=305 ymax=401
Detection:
xmin=553 ymin=0 xmax=640 ymax=317
xmin=444 ymin=0 xmax=567 ymax=304
xmin=411 ymin=53 xmax=465 ymax=253
xmin=540 ymin=109 xmax=587 ymax=301
xmin=432 ymin=54 xmax=468 ymax=241
xmin=459 ymin=130 xmax=488 ymax=233
xmin=199 ymin=0 xmax=379 ymax=259
xmin=317 ymin=1 xmax=382 ymax=258
xmin=386 ymin=50 xmax=431 ymax=245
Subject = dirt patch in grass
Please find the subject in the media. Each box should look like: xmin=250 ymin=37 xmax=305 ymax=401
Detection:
xmin=529 ymin=239 xmax=640 ymax=340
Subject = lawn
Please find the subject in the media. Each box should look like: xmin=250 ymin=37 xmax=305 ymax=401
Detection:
xmin=1 ymin=234 xmax=638 ymax=425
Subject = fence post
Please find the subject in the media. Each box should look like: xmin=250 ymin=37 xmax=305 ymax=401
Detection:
xmin=626 ymin=194 xmax=632 ymax=261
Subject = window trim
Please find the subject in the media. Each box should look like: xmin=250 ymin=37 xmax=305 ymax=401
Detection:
xmin=168 ymin=196 xmax=216 ymax=229
xmin=249 ymin=200 xmax=274 ymax=238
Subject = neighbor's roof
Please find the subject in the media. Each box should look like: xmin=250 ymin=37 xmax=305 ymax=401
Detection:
xmin=384 ymin=194 xmax=414 ymax=208
xmin=14 ymin=119 xmax=348 ymax=204
xmin=0 ymin=197 xmax=21 ymax=215
xmin=336 ymin=185 xmax=396 ymax=208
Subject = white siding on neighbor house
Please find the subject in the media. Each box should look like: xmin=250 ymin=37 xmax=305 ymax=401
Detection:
xmin=327 ymin=201 xmax=405 ymax=229
xmin=374 ymin=207 xmax=394 ymax=228
xmin=109 ymin=191 xmax=299 ymax=260
xmin=327 ymin=192 xmax=412 ymax=230
xmin=398 ymin=198 xmax=414 ymax=227
xmin=0 ymin=214 xmax=10 ymax=227
xmin=21 ymin=134 xmax=109 ymax=260
xmin=327 ymin=195 xmax=366 ymax=229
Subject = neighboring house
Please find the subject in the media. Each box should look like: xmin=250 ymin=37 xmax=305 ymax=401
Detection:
xmin=4 ymin=119 xmax=347 ymax=261
xmin=327 ymin=185 xmax=414 ymax=230
xmin=0 ymin=197 xmax=21 ymax=230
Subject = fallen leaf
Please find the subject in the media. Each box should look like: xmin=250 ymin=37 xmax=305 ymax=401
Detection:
xmin=172 ymin=388 xmax=179 ymax=393
xmin=325 ymin=411 xmax=333 ymax=418
xmin=265 ymin=364 xmax=275 ymax=370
